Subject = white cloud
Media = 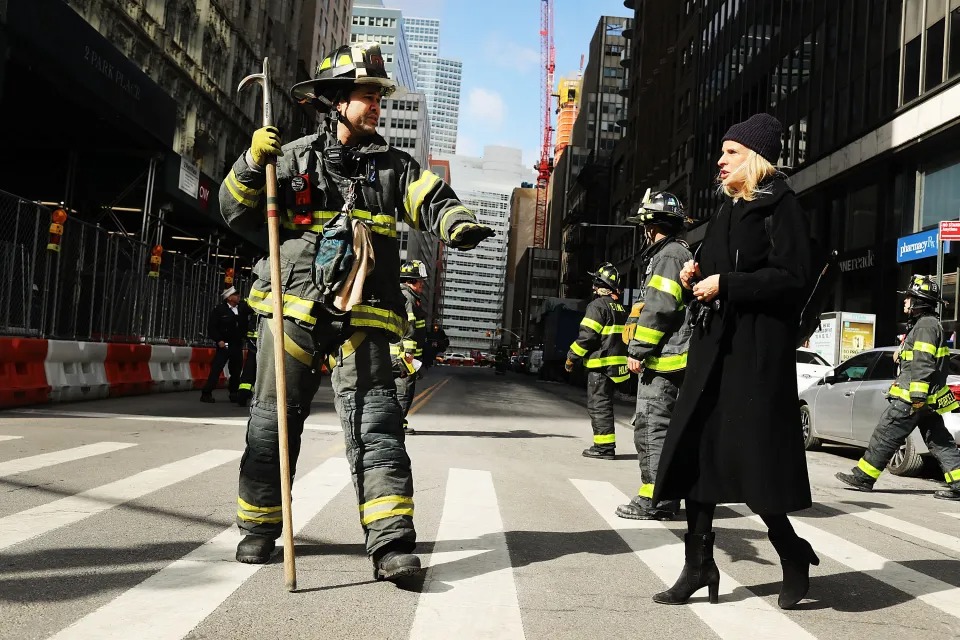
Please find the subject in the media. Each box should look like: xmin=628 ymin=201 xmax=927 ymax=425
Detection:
xmin=455 ymin=133 xmax=482 ymax=158
xmin=464 ymin=88 xmax=506 ymax=130
xmin=483 ymin=34 xmax=540 ymax=74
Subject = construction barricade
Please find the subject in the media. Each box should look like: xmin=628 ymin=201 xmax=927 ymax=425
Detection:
xmin=44 ymin=340 xmax=109 ymax=403
xmin=104 ymin=344 xmax=154 ymax=397
xmin=0 ymin=337 xmax=50 ymax=407
xmin=190 ymin=347 xmax=226 ymax=390
xmin=149 ymin=345 xmax=194 ymax=393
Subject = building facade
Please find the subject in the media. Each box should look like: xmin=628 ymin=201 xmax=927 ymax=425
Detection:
xmin=436 ymin=147 xmax=535 ymax=352
xmin=350 ymin=1 xmax=417 ymax=91
xmin=298 ymin=0 xmax=353 ymax=86
xmin=403 ymin=17 xmax=462 ymax=156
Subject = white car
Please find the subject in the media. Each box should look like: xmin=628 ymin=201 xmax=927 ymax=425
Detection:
xmin=796 ymin=347 xmax=832 ymax=392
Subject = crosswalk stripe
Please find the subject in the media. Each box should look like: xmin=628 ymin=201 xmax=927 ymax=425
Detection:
xmin=0 ymin=435 xmax=22 ymax=442
xmin=829 ymin=507 xmax=960 ymax=553
xmin=728 ymin=505 xmax=960 ymax=620
xmin=8 ymin=409 xmax=340 ymax=432
xmin=943 ymin=512 xmax=960 ymax=520
xmin=0 ymin=442 xmax=135 ymax=478
xmin=411 ymin=468 xmax=524 ymax=640
xmin=0 ymin=449 xmax=241 ymax=551
xmin=573 ymin=480 xmax=816 ymax=639
xmin=48 ymin=457 xmax=352 ymax=640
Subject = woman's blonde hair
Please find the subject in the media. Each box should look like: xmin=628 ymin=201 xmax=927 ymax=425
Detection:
xmin=719 ymin=150 xmax=778 ymax=201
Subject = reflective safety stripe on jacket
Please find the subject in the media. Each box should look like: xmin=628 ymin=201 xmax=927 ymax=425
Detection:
xmin=567 ymin=294 xmax=629 ymax=380
xmin=248 ymin=288 xmax=406 ymax=338
xmin=889 ymin=314 xmax=959 ymax=414
xmin=281 ymin=208 xmax=398 ymax=238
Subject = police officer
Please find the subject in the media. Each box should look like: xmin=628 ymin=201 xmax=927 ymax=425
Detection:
xmin=616 ymin=192 xmax=692 ymax=520
xmin=836 ymin=275 xmax=960 ymax=500
xmin=200 ymin=287 xmax=250 ymax=403
xmin=392 ymin=260 xmax=428 ymax=434
xmin=219 ymin=43 xmax=494 ymax=581
xmin=566 ymin=263 xmax=629 ymax=459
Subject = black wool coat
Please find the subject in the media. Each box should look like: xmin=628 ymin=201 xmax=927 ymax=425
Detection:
xmin=654 ymin=177 xmax=813 ymax=514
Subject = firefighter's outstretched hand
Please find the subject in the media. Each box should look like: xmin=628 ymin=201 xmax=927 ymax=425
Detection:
xmin=250 ymin=126 xmax=283 ymax=166
xmin=564 ymin=358 xmax=575 ymax=373
xmin=627 ymin=357 xmax=644 ymax=374
xmin=450 ymin=222 xmax=495 ymax=250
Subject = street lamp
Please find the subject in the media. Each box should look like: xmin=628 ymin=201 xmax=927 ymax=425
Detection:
xmin=578 ymin=222 xmax=640 ymax=304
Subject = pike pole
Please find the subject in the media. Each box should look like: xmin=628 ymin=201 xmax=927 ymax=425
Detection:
xmin=238 ymin=58 xmax=297 ymax=592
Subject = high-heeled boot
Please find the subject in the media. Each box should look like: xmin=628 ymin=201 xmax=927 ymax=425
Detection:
xmin=769 ymin=532 xmax=820 ymax=609
xmin=652 ymin=532 xmax=721 ymax=605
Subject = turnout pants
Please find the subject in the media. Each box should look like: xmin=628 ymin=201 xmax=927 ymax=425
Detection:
xmin=395 ymin=374 xmax=417 ymax=427
xmin=586 ymin=370 xmax=616 ymax=451
xmin=237 ymin=315 xmax=415 ymax=557
xmin=203 ymin=346 xmax=242 ymax=395
xmin=236 ymin=338 xmax=258 ymax=401
xmin=854 ymin=398 xmax=960 ymax=488
xmin=633 ymin=370 xmax=683 ymax=508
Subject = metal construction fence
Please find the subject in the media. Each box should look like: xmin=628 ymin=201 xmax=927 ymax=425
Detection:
xmin=0 ymin=189 xmax=250 ymax=345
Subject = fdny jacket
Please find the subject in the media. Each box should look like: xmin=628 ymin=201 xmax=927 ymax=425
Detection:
xmin=890 ymin=315 xmax=959 ymax=414
xmin=567 ymin=294 xmax=629 ymax=382
xmin=623 ymin=238 xmax=693 ymax=373
xmin=219 ymin=128 xmax=478 ymax=341
xmin=391 ymin=284 xmax=427 ymax=360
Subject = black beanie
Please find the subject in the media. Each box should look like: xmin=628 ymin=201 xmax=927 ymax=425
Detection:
xmin=722 ymin=113 xmax=783 ymax=164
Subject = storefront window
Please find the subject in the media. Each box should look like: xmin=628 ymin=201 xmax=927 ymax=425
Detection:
xmin=920 ymin=159 xmax=960 ymax=229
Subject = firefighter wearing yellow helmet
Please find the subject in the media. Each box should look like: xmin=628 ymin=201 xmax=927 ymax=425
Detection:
xmin=391 ymin=260 xmax=429 ymax=434
xmin=219 ymin=42 xmax=495 ymax=582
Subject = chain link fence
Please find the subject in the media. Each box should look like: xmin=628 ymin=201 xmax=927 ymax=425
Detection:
xmin=0 ymin=189 xmax=250 ymax=345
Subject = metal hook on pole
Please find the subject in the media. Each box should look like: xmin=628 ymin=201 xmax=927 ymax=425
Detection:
xmin=238 ymin=58 xmax=297 ymax=592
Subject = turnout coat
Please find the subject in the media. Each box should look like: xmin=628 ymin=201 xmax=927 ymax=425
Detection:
xmin=654 ymin=177 xmax=814 ymax=514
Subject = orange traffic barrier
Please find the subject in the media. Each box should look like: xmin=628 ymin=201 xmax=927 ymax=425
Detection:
xmin=104 ymin=344 xmax=153 ymax=397
xmin=189 ymin=347 xmax=226 ymax=390
xmin=0 ymin=338 xmax=51 ymax=408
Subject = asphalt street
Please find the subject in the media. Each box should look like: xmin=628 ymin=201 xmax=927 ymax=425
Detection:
xmin=1 ymin=366 xmax=959 ymax=640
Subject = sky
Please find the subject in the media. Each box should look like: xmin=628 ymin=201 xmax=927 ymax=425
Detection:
xmin=384 ymin=0 xmax=633 ymax=170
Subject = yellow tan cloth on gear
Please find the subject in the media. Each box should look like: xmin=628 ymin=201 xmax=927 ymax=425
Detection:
xmin=334 ymin=220 xmax=375 ymax=312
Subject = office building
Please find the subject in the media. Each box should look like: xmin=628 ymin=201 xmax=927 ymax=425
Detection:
xmin=351 ymin=1 xmax=417 ymax=91
xmin=403 ymin=17 xmax=463 ymax=156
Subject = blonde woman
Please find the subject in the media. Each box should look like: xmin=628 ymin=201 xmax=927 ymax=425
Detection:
xmin=651 ymin=114 xmax=819 ymax=609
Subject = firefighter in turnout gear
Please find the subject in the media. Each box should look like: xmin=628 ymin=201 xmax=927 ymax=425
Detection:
xmin=391 ymin=260 xmax=428 ymax=434
xmin=566 ymin=263 xmax=629 ymax=460
xmin=616 ymin=191 xmax=693 ymax=520
xmin=219 ymin=43 xmax=494 ymax=582
xmin=236 ymin=307 xmax=260 ymax=406
xmin=836 ymin=275 xmax=960 ymax=500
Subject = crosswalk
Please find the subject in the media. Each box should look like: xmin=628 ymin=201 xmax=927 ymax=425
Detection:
xmin=1 ymin=433 xmax=960 ymax=640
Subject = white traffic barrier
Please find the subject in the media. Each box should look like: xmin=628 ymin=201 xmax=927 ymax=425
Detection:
xmin=149 ymin=345 xmax=194 ymax=393
xmin=44 ymin=341 xmax=109 ymax=403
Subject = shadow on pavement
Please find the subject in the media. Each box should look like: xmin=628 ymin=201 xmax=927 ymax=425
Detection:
xmin=412 ymin=429 xmax=577 ymax=439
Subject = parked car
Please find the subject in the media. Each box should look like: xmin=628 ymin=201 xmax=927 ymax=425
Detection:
xmin=796 ymin=347 xmax=832 ymax=391
xmin=443 ymin=352 xmax=466 ymax=365
xmin=798 ymin=346 xmax=960 ymax=476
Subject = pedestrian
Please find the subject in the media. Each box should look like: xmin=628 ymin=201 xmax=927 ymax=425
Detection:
xmin=424 ymin=322 xmax=449 ymax=366
xmin=200 ymin=286 xmax=249 ymax=404
xmin=566 ymin=263 xmax=630 ymax=460
xmin=219 ymin=43 xmax=493 ymax=583
xmin=616 ymin=192 xmax=692 ymax=521
xmin=836 ymin=275 xmax=960 ymax=500
xmin=391 ymin=260 xmax=429 ymax=434
xmin=652 ymin=113 xmax=820 ymax=609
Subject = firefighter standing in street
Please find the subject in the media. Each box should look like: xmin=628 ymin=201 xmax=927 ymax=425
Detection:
xmin=235 ymin=313 xmax=259 ymax=407
xmin=836 ymin=275 xmax=960 ymax=500
xmin=200 ymin=287 xmax=251 ymax=403
xmin=218 ymin=43 xmax=494 ymax=582
xmin=392 ymin=260 xmax=428 ymax=434
xmin=566 ymin=263 xmax=629 ymax=459
xmin=616 ymin=192 xmax=693 ymax=520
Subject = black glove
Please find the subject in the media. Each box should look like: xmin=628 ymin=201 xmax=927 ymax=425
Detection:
xmin=450 ymin=222 xmax=495 ymax=250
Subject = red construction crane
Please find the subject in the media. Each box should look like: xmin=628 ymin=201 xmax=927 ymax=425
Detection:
xmin=535 ymin=0 xmax=554 ymax=249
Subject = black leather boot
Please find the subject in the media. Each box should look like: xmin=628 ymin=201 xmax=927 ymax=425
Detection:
xmin=582 ymin=445 xmax=615 ymax=460
xmin=235 ymin=534 xmax=276 ymax=564
xmin=769 ymin=532 xmax=820 ymax=609
xmin=652 ymin=532 xmax=720 ymax=605
xmin=373 ymin=549 xmax=423 ymax=583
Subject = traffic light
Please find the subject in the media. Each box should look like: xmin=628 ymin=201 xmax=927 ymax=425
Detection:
xmin=46 ymin=208 xmax=68 ymax=252
xmin=147 ymin=245 xmax=163 ymax=278
xmin=225 ymin=267 xmax=235 ymax=285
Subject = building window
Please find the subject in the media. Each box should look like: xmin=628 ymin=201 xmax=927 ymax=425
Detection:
xmin=950 ymin=6 xmax=960 ymax=77
xmin=925 ymin=17 xmax=946 ymax=90
xmin=920 ymin=158 xmax=960 ymax=230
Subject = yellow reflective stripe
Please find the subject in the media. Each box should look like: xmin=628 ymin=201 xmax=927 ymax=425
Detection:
xmin=929 ymin=385 xmax=959 ymax=413
xmin=610 ymin=374 xmax=630 ymax=383
xmin=633 ymin=325 xmax=665 ymax=345
xmin=601 ymin=324 xmax=625 ymax=335
xmin=225 ymin=171 xmax=261 ymax=208
xmin=580 ymin=317 xmax=603 ymax=333
xmin=340 ymin=331 xmax=366 ymax=361
xmin=594 ymin=433 xmax=616 ymax=444
xmin=359 ymin=495 xmax=415 ymax=526
xmin=237 ymin=496 xmax=282 ymax=524
xmin=402 ymin=340 xmax=418 ymax=350
xmin=407 ymin=312 xmax=417 ymax=321
xmin=439 ymin=205 xmax=472 ymax=242
xmin=585 ymin=355 xmax=628 ymax=367
xmin=638 ymin=483 xmax=654 ymax=498
xmin=909 ymin=381 xmax=930 ymax=394
xmin=646 ymin=352 xmax=688 ymax=372
xmin=404 ymin=170 xmax=442 ymax=226
xmin=238 ymin=497 xmax=280 ymax=513
xmin=266 ymin=318 xmax=314 ymax=367
xmin=350 ymin=304 xmax=406 ymax=338
xmin=857 ymin=458 xmax=882 ymax=479
xmin=649 ymin=274 xmax=683 ymax=304
xmin=415 ymin=320 xmax=426 ymax=328
xmin=281 ymin=209 xmax=397 ymax=237
xmin=238 ymin=383 xmax=253 ymax=391
xmin=900 ymin=350 xmax=914 ymax=361
xmin=361 ymin=508 xmax=414 ymax=525
xmin=390 ymin=344 xmax=402 ymax=356
xmin=913 ymin=341 xmax=937 ymax=356
xmin=946 ymin=468 xmax=960 ymax=483
xmin=888 ymin=385 xmax=911 ymax=402
xmin=569 ymin=342 xmax=588 ymax=357
xmin=248 ymin=289 xmax=317 ymax=325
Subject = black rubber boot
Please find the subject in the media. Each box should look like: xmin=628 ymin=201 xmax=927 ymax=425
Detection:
xmin=769 ymin=532 xmax=820 ymax=609
xmin=235 ymin=535 xmax=276 ymax=564
xmin=229 ymin=393 xmax=239 ymax=403
xmin=582 ymin=445 xmax=615 ymax=460
xmin=934 ymin=486 xmax=960 ymax=501
xmin=652 ymin=532 xmax=720 ymax=605
xmin=373 ymin=549 xmax=423 ymax=583
xmin=200 ymin=393 xmax=215 ymax=404
xmin=835 ymin=471 xmax=874 ymax=491
xmin=615 ymin=497 xmax=678 ymax=521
